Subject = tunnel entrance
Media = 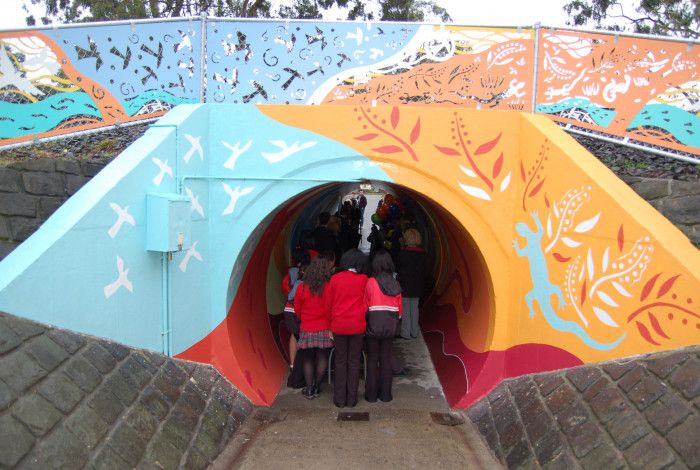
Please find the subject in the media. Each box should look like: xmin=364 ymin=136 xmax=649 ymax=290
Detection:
xmin=207 ymin=180 xmax=497 ymax=408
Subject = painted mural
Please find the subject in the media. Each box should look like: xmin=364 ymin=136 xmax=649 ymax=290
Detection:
xmin=1 ymin=19 xmax=698 ymax=157
xmin=3 ymin=103 xmax=697 ymax=408
xmin=262 ymin=105 xmax=700 ymax=407
xmin=536 ymin=28 xmax=700 ymax=155
xmin=0 ymin=21 xmax=200 ymax=144
xmin=207 ymin=21 xmax=533 ymax=110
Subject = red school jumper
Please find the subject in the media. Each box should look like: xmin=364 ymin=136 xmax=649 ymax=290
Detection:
xmin=293 ymin=282 xmax=331 ymax=332
xmin=327 ymin=270 xmax=369 ymax=335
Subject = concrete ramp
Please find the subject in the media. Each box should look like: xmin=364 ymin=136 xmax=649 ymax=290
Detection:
xmin=0 ymin=104 xmax=698 ymax=409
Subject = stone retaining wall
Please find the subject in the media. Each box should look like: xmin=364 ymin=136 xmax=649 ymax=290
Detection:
xmin=467 ymin=345 xmax=700 ymax=468
xmin=0 ymin=312 xmax=253 ymax=468
xmin=0 ymin=159 xmax=108 ymax=259
xmin=623 ymin=176 xmax=700 ymax=246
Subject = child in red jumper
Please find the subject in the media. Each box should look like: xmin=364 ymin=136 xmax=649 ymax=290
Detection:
xmin=364 ymin=250 xmax=402 ymax=403
xmin=327 ymin=249 xmax=369 ymax=408
xmin=294 ymin=256 xmax=333 ymax=399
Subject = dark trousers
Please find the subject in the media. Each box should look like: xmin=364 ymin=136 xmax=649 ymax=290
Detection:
xmin=365 ymin=336 xmax=393 ymax=402
xmin=333 ymin=334 xmax=364 ymax=407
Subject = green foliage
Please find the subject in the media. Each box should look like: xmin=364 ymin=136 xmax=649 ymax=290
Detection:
xmin=23 ymin=0 xmax=452 ymax=24
xmin=563 ymin=0 xmax=699 ymax=38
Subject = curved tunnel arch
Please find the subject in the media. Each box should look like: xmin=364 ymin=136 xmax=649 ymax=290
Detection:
xmin=2 ymin=104 xmax=699 ymax=411
xmin=179 ymin=177 xmax=500 ymax=408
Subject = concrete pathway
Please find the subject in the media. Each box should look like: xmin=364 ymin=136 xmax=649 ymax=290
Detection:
xmin=213 ymin=333 xmax=500 ymax=469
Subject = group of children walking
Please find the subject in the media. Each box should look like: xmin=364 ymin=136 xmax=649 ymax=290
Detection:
xmin=282 ymin=225 xmax=427 ymax=407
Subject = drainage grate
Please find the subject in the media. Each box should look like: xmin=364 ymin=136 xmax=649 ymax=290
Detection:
xmin=430 ymin=412 xmax=465 ymax=426
xmin=337 ymin=411 xmax=370 ymax=421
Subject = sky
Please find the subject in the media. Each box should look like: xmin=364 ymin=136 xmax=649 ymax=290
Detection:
xmin=0 ymin=0 xmax=573 ymax=30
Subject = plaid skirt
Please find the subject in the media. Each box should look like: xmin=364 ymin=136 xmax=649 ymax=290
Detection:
xmin=298 ymin=329 xmax=333 ymax=349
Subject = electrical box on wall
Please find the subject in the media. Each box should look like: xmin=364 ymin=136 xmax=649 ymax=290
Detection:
xmin=146 ymin=193 xmax=191 ymax=252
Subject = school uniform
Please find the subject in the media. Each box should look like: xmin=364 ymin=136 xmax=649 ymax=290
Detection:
xmin=328 ymin=269 xmax=368 ymax=407
xmin=364 ymin=275 xmax=402 ymax=402
xmin=294 ymin=282 xmax=332 ymax=348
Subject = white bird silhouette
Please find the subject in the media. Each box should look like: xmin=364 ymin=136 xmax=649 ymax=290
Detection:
xmin=221 ymin=183 xmax=255 ymax=215
xmin=222 ymin=139 xmax=253 ymax=171
xmin=179 ymin=241 xmax=203 ymax=272
xmin=0 ymin=47 xmax=43 ymax=96
xmin=151 ymin=157 xmax=173 ymax=186
xmin=107 ymin=203 xmax=135 ymax=239
xmin=175 ymin=30 xmax=193 ymax=52
xmin=369 ymin=48 xmax=384 ymax=60
xmin=183 ymin=134 xmax=203 ymax=164
xmin=103 ymin=256 xmax=134 ymax=299
xmin=184 ymin=186 xmax=204 ymax=218
xmin=346 ymin=27 xmax=365 ymax=46
xmin=261 ymin=140 xmax=317 ymax=164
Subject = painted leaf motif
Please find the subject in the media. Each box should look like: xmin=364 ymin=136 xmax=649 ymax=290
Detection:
xmin=617 ymin=225 xmax=625 ymax=251
xmin=492 ymin=152 xmax=504 ymax=178
xmin=458 ymin=182 xmax=492 ymax=201
xmin=562 ymin=237 xmax=582 ymax=248
xmin=553 ymin=202 xmax=560 ymax=218
xmin=648 ymin=313 xmax=670 ymax=339
xmin=435 ymin=145 xmax=461 ymax=156
xmin=578 ymin=262 xmax=585 ymax=283
xmin=587 ymin=248 xmax=595 ymax=281
xmin=519 ymin=161 xmax=526 ymax=182
xmin=636 ymin=321 xmax=660 ymax=345
xmin=500 ymin=172 xmax=511 ymax=192
xmin=594 ymin=306 xmax=620 ymax=328
xmin=612 ymin=281 xmax=632 ymax=298
xmin=553 ymin=252 xmax=571 ymax=262
xmin=391 ymin=107 xmax=399 ymax=129
xmin=528 ymin=178 xmax=546 ymax=197
xmin=640 ymin=273 xmax=661 ymax=301
xmin=475 ymin=132 xmax=502 ymax=155
xmin=544 ymin=193 xmax=550 ymax=208
xmin=410 ymin=118 xmax=421 ymax=144
xmin=546 ymin=214 xmax=552 ymax=238
xmin=602 ymin=247 xmax=609 ymax=273
xmin=657 ymin=274 xmax=680 ymax=298
xmin=372 ymin=145 xmax=402 ymax=154
xmin=459 ymin=165 xmax=478 ymax=178
xmin=597 ymin=290 xmax=619 ymax=307
xmin=574 ymin=213 xmax=601 ymax=233
xmin=355 ymin=133 xmax=378 ymax=141
xmin=581 ymin=280 xmax=587 ymax=306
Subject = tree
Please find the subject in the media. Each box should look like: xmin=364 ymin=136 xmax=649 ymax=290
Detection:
xmin=564 ymin=0 xmax=699 ymax=39
xmin=23 ymin=0 xmax=451 ymax=25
